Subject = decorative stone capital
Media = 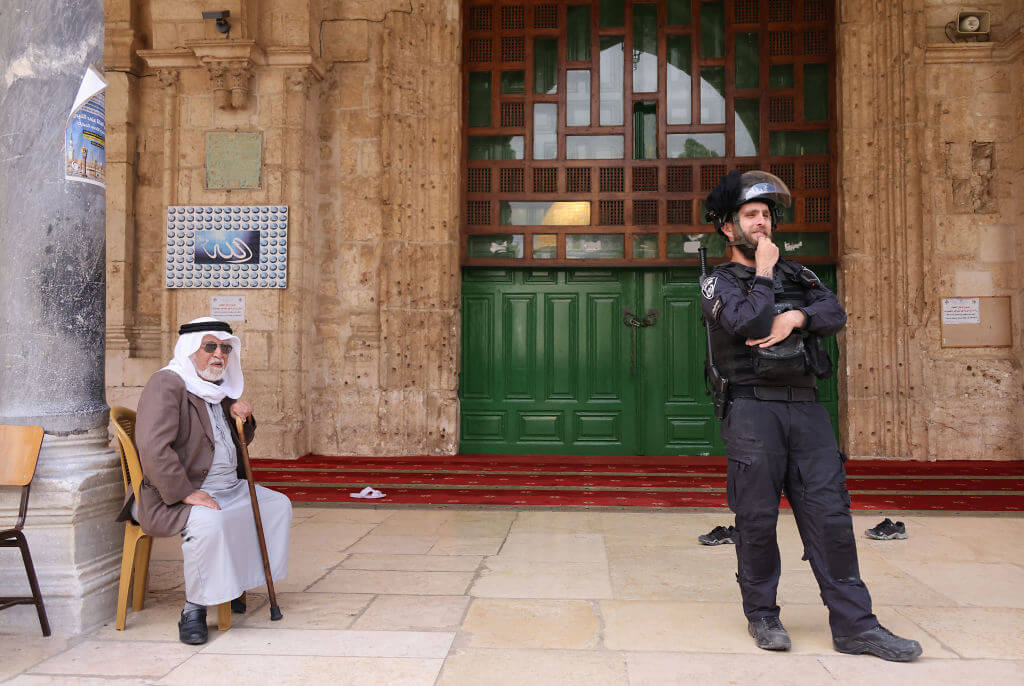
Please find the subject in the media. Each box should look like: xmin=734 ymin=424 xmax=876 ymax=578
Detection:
xmin=137 ymin=43 xmax=324 ymax=108
xmin=155 ymin=69 xmax=179 ymax=90
xmin=207 ymin=60 xmax=255 ymax=109
xmin=285 ymin=68 xmax=311 ymax=93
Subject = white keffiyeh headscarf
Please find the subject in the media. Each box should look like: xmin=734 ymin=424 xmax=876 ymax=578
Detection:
xmin=162 ymin=317 xmax=244 ymax=404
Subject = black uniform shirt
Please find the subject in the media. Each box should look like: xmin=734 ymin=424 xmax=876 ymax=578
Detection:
xmin=701 ymin=261 xmax=847 ymax=387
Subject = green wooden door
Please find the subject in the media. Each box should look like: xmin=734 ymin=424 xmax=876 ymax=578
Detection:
xmin=461 ymin=269 xmax=640 ymax=454
xmin=636 ymin=269 xmax=723 ymax=455
xmin=460 ymin=267 xmax=838 ymax=455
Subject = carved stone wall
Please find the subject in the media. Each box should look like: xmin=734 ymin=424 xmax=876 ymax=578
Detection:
xmin=106 ymin=1 xmax=1021 ymax=460
xmin=838 ymin=0 xmax=1023 ymax=459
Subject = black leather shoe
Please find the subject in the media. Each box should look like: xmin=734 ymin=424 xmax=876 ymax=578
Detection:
xmin=178 ymin=608 xmax=208 ymax=645
xmin=231 ymin=595 xmax=246 ymax=614
xmin=833 ymin=624 xmax=922 ymax=662
xmin=748 ymin=616 xmax=791 ymax=651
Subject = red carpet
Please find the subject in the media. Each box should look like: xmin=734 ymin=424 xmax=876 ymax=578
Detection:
xmin=251 ymin=455 xmax=1024 ymax=511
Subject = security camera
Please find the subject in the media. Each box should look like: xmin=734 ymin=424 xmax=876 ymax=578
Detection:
xmin=201 ymin=10 xmax=231 ymax=34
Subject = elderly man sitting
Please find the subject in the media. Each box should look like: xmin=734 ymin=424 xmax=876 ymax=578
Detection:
xmin=117 ymin=317 xmax=291 ymax=644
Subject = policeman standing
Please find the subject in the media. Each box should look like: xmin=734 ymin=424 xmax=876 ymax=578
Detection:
xmin=700 ymin=170 xmax=921 ymax=661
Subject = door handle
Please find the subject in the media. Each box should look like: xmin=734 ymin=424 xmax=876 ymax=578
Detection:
xmin=622 ymin=307 xmax=659 ymax=328
xmin=622 ymin=308 xmax=659 ymax=377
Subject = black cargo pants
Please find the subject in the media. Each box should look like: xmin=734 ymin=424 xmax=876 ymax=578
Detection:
xmin=722 ymin=397 xmax=877 ymax=637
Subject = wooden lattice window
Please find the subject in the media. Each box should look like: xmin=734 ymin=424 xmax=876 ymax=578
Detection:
xmin=463 ymin=0 xmax=836 ymax=264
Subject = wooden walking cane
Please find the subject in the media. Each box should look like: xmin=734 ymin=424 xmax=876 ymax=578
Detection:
xmin=235 ymin=416 xmax=283 ymax=621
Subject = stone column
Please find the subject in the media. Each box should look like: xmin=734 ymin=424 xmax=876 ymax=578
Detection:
xmin=0 ymin=0 xmax=122 ymax=633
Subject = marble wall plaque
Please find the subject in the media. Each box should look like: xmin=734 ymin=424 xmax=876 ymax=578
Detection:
xmin=206 ymin=132 xmax=262 ymax=189
xmin=165 ymin=205 xmax=288 ymax=288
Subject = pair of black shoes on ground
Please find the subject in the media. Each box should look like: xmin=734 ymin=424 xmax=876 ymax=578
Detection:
xmin=178 ymin=595 xmax=247 ymax=645
xmin=748 ymin=616 xmax=923 ymax=662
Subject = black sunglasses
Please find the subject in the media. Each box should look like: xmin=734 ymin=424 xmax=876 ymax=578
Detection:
xmin=201 ymin=342 xmax=233 ymax=354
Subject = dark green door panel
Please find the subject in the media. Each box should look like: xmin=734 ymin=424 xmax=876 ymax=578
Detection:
xmin=638 ymin=269 xmax=724 ymax=456
xmin=460 ymin=269 xmax=638 ymax=454
xmin=460 ymin=266 xmax=840 ymax=455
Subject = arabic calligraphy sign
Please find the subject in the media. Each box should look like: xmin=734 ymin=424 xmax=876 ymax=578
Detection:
xmin=165 ymin=205 xmax=288 ymax=289
xmin=194 ymin=231 xmax=260 ymax=264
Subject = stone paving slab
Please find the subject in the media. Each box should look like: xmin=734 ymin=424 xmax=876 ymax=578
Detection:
xmin=2 ymin=507 xmax=1023 ymax=685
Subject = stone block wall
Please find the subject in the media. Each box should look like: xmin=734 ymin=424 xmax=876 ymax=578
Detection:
xmin=105 ymin=0 xmax=460 ymax=458
xmin=839 ymin=0 xmax=1023 ymax=459
xmin=105 ymin=1 xmax=1020 ymax=460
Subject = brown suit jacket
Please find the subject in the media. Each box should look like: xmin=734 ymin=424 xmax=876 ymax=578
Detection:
xmin=116 ymin=369 xmax=256 ymax=537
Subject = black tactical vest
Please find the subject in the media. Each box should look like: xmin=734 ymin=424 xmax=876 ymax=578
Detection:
xmin=710 ymin=260 xmax=818 ymax=389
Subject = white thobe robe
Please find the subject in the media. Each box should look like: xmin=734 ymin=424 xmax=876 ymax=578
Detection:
xmin=179 ymin=402 xmax=291 ymax=606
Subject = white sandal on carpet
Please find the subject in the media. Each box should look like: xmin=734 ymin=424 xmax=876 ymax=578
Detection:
xmin=350 ymin=486 xmax=386 ymax=499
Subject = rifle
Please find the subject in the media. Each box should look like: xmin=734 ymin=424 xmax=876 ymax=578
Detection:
xmin=699 ymin=245 xmax=729 ymax=420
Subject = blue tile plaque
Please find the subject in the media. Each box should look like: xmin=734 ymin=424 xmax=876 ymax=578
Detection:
xmin=164 ymin=205 xmax=288 ymax=289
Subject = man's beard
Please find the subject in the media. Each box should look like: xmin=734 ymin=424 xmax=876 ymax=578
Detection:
xmin=197 ymin=364 xmax=226 ymax=382
xmin=734 ymin=243 xmax=756 ymax=260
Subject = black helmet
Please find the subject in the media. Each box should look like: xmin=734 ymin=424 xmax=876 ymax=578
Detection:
xmin=704 ymin=170 xmax=792 ymax=236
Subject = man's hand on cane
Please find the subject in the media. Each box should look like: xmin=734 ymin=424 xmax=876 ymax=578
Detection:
xmin=230 ymin=400 xmax=254 ymax=421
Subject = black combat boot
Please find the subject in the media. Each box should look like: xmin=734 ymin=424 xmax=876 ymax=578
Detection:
xmin=748 ymin=616 xmax=791 ymax=651
xmin=833 ymin=624 xmax=922 ymax=661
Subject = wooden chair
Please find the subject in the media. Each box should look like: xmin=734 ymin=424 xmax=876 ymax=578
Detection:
xmin=110 ymin=406 xmax=235 ymax=631
xmin=0 ymin=424 xmax=51 ymax=636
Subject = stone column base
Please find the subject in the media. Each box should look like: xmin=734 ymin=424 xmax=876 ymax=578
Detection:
xmin=0 ymin=428 xmax=122 ymax=635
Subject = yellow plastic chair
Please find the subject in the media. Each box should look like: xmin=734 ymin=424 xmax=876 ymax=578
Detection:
xmin=0 ymin=424 xmax=51 ymax=636
xmin=110 ymin=406 xmax=235 ymax=631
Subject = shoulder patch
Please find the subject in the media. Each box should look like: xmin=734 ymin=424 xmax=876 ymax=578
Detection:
xmin=701 ymin=276 xmax=718 ymax=300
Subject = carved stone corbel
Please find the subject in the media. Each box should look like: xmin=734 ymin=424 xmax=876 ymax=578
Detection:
xmin=228 ymin=62 xmax=254 ymax=109
xmin=205 ymin=61 xmax=254 ymax=109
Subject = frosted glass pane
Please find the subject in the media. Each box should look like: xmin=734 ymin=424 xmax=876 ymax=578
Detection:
xmin=633 ymin=4 xmax=658 ymax=93
xmin=700 ymin=1 xmax=725 ymax=58
xmin=633 ymin=102 xmax=657 ymax=159
xmin=599 ymin=37 xmax=624 ymax=126
xmin=567 ymin=234 xmax=624 ymax=258
xmin=667 ymin=233 xmax=725 ymax=258
xmin=500 ymin=201 xmax=591 ymax=225
xmin=468 ymin=234 xmax=523 ymax=258
xmin=769 ymin=131 xmax=828 ymax=155
xmin=666 ymin=35 xmax=692 ymax=125
xmin=533 ymin=234 xmax=557 ymax=259
xmin=534 ymin=38 xmax=557 ymax=94
xmin=468 ymin=136 xmax=525 ymax=160
xmin=668 ymin=133 xmax=725 ymax=158
xmin=501 ymin=70 xmax=525 ymax=94
xmin=735 ymin=99 xmax=759 ymax=156
xmin=700 ymin=67 xmax=725 ymax=124
xmin=735 ymin=33 xmax=759 ymax=90
xmin=533 ymin=103 xmax=558 ymax=160
xmin=633 ymin=234 xmax=659 ymax=258
xmin=468 ymin=72 xmax=491 ymax=127
xmin=566 ymin=70 xmax=591 ymax=126
xmin=804 ymin=64 xmax=828 ymax=121
xmin=567 ymin=6 xmax=591 ymax=61
xmin=567 ymin=135 xmax=624 ymax=159
xmin=600 ymin=0 xmax=624 ymax=28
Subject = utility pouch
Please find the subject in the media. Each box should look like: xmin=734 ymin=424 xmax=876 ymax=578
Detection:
xmin=805 ymin=334 xmax=834 ymax=379
xmin=751 ymin=332 xmax=809 ymax=379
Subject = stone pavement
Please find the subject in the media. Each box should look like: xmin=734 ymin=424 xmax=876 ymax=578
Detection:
xmin=3 ymin=507 xmax=1024 ymax=685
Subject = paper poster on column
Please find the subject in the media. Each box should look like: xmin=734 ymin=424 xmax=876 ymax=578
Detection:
xmin=64 ymin=65 xmax=107 ymax=187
